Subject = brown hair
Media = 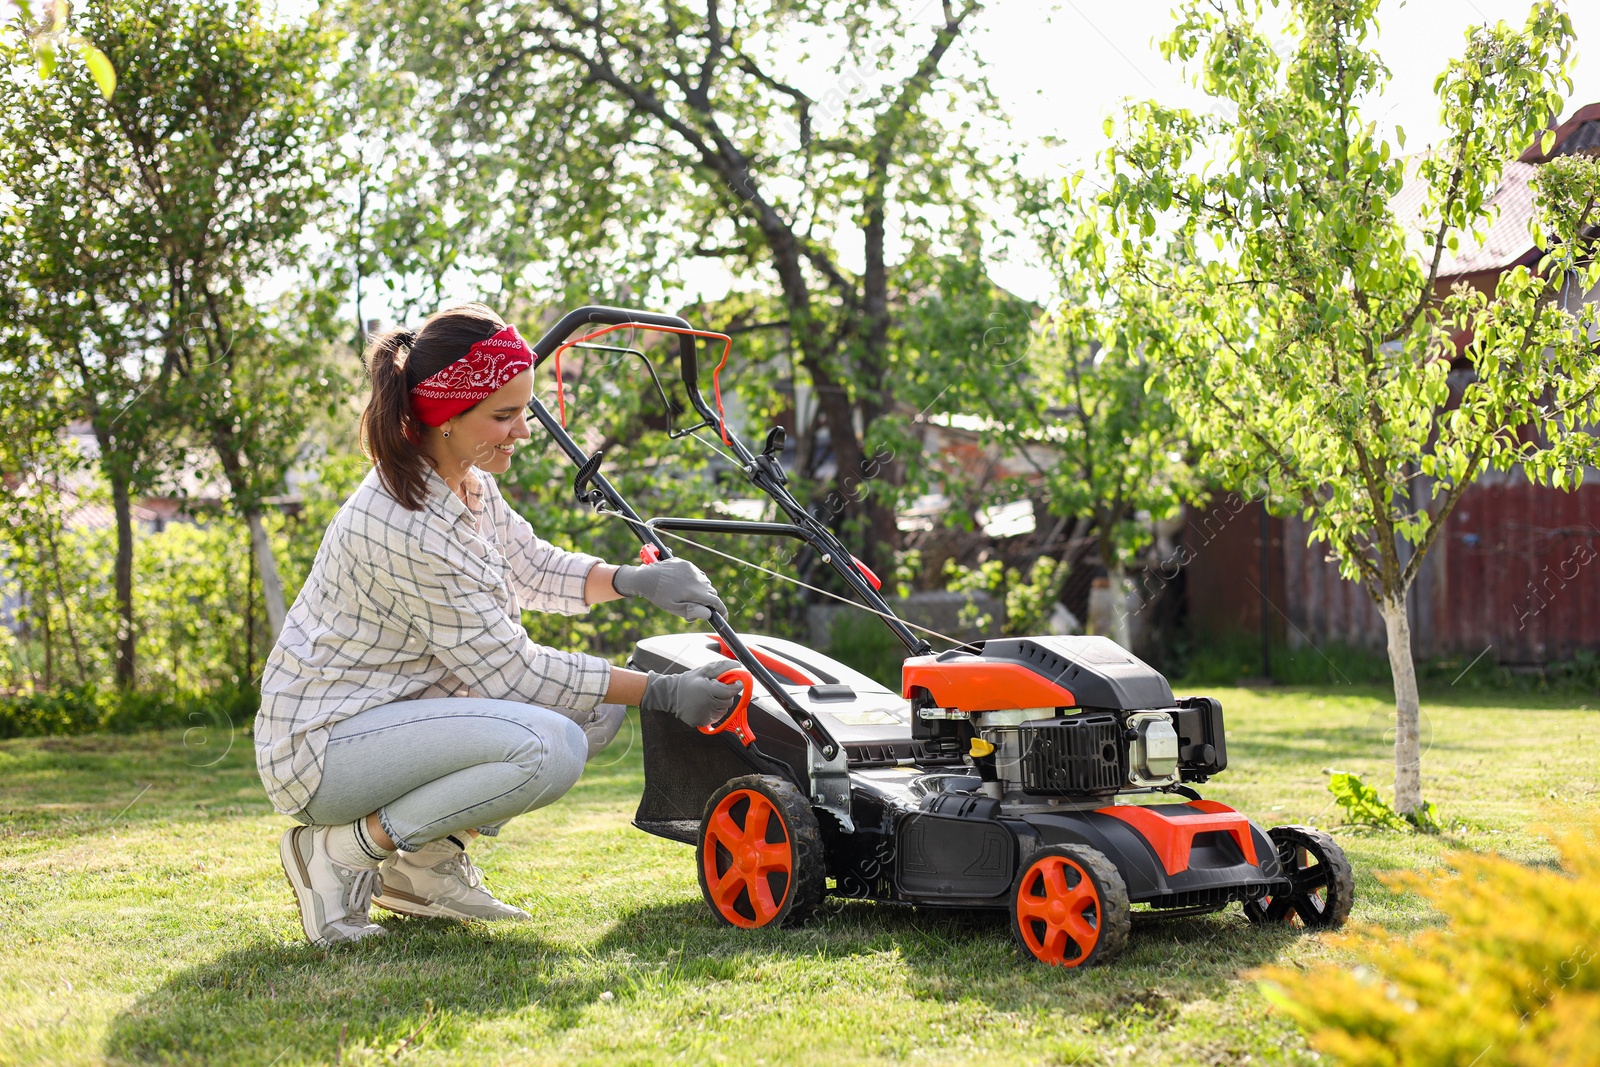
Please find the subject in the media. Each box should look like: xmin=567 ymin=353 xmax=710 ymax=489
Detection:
xmin=360 ymin=302 xmax=506 ymax=510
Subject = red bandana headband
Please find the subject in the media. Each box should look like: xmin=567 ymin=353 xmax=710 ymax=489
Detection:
xmin=409 ymin=324 xmax=535 ymax=427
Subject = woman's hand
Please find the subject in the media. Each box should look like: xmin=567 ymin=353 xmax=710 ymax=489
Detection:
xmin=638 ymin=659 xmax=742 ymax=728
xmin=611 ymin=557 xmax=728 ymax=621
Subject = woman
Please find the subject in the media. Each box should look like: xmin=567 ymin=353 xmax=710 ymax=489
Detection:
xmin=256 ymin=302 xmax=740 ymax=948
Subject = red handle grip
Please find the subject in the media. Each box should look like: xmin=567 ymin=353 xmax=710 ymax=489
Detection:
xmin=698 ymin=668 xmax=756 ymax=746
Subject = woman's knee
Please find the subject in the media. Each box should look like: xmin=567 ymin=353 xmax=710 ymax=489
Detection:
xmin=503 ymin=713 xmax=586 ymax=798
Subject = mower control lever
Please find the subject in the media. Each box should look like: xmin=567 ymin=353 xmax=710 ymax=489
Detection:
xmin=573 ymin=450 xmax=606 ymax=506
xmin=753 ymin=426 xmax=788 ymax=486
xmin=763 ymin=425 xmax=786 ymax=458
xmin=700 ymin=668 xmax=756 ymax=746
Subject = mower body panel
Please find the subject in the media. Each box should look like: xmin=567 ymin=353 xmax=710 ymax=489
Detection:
xmin=902 ymin=636 xmax=1175 ymax=711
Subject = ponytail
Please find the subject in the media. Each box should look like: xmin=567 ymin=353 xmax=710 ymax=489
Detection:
xmin=359 ymin=303 xmax=506 ymax=510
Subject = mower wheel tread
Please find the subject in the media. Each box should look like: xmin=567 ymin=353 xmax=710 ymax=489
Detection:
xmin=1245 ymin=824 xmax=1354 ymax=930
xmin=1010 ymin=844 xmax=1131 ymax=967
xmin=697 ymin=774 xmax=826 ymax=929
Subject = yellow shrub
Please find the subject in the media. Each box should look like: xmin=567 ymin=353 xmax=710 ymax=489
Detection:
xmin=1257 ymin=817 xmax=1600 ymax=1067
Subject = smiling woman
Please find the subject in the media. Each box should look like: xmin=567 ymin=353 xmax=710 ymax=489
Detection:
xmin=252 ymin=303 xmax=741 ymax=949
xmin=359 ymin=303 xmax=531 ymax=510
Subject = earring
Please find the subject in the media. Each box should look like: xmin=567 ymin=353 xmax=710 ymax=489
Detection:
xmin=442 ymin=428 xmax=451 ymax=438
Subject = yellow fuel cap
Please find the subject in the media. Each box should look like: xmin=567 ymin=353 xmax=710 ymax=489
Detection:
xmin=969 ymin=737 xmax=996 ymax=758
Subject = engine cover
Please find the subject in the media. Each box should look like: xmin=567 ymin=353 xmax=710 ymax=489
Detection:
xmin=903 ymin=635 xmax=1175 ymax=712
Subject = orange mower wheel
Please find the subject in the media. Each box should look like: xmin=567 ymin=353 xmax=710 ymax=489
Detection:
xmin=1009 ymin=845 xmax=1131 ymax=967
xmin=697 ymin=775 xmax=825 ymax=929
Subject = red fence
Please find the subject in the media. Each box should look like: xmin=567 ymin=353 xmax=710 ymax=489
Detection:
xmin=1185 ymin=474 xmax=1600 ymax=665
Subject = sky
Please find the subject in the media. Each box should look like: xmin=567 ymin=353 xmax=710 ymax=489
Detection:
xmin=964 ymin=0 xmax=1600 ymax=300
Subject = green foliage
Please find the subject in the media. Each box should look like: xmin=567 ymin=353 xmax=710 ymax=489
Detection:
xmin=1079 ymin=0 xmax=1596 ymax=808
xmin=0 ymin=0 xmax=347 ymax=685
xmin=1088 ymin=0 xmax=1596 ymax=597
xmin=347 ymin=0 xmax=1024 ymax=567
xmin=1327 ymin=771 xmax=1411 ymax=831
xmin=1328 ymin=772 xmax=1443 ymax=834
xmin=2 ymin=515 xmax=275 ymax=697
xmin=0 ymin=682 xmax=256 ymax=739
xmin=1260 ymin=817 xmax=1600 ymax=1067
xmin=1039 ymin=295 xmax=1197 ymax=572
xmin=941 ymin=555 xmax=1069 ymax=637
xmin=0 ymin=379 xmax=102 ymax=691
xmin=7 ymin=0 xmax=116 ymax=98
xmin=825 ymin=610 xmax=907 ymax=692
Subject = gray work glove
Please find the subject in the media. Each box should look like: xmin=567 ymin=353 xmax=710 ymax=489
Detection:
xmin=612 ymin=557 xmax=728 ymax=622
xmin=639 ymin=658 xmax=743 ymax=728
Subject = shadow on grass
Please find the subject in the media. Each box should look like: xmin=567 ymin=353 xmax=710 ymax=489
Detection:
xmin=105 ymin=897 xmax=1303 ymax=1063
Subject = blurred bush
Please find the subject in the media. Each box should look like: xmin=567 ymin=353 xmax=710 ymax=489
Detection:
xmin=826 ymin=610 xmax=909 ymax=691
xmin=1258 ymin=817 xmax=1600 ymax=1067
xmin=0 ymin=683 xmax=258 ymax=739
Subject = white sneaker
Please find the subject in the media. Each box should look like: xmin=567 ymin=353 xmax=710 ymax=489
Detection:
xmin=372 ymin=836 xmax=530 ymax=921
xmin=279 ymin=826 xmax=388 ymax=947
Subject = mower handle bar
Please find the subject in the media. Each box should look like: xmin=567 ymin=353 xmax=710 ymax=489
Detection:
xmin=531 ymin=304 xmax=725 ymax=441
xmin=532 ymin=307 xmax=928 ymax=655
xmin=524 ymin=306 xmax=933 ymax=758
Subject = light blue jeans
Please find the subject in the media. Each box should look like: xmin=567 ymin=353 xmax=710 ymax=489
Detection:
xmin=297 ymin=697 xmax=625 ymax=851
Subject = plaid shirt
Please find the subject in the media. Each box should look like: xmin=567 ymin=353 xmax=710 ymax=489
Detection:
xmin=254 ymin=465 xmax=610 ymax=815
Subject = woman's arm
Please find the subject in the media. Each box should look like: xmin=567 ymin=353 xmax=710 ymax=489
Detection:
xmin=585 ymin=563 xmax=623 ymax=606
xmin=604 ymin=664 xmax=648 ymax=706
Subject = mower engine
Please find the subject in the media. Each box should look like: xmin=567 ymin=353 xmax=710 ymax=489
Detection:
xmin=904 ymin=636 xmax=1228 ymax=806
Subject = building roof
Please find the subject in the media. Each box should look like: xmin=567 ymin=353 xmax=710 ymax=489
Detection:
xmin=1393 ymin=103 xmax=1599 ymax=282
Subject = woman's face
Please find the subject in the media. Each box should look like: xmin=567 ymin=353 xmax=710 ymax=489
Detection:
xmin=434 ymin=368 xmax=534 ymax=478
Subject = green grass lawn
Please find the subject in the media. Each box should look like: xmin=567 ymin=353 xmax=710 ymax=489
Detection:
xmin=1 ymin=685 xmax=1595 ymax=1066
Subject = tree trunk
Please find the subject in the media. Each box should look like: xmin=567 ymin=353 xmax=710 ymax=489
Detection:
xmin=109 ymin=466 xmax=136 ymax=688
xmin=35 ymin=577 xmax=52 ymax=690
xmin=1379 ymin=591 xmax=1423 ymax=814
xmin=247 ymin=509 xmax=286 ymax=642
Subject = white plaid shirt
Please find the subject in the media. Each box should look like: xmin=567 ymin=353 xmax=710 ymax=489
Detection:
xmin=254 ymin=465 xmax=610 ymax=815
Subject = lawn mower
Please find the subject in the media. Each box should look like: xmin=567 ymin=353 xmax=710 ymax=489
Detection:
xmin=524 ymin=305 xmax=1355 ymax=966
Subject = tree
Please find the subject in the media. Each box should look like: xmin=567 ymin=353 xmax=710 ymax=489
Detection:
xmin=177 ymin=291 xmax=351 ymax=642
xmin=350 ymin=0 xmax=1015 ymax=572
xmin=1084 ymin=0 xmax=1599 ymax=812
xmin=1035 ymin=284 xmax=1197 ymax=651
xmin=894 ymin=256 xmax=1197 ymax=650
xmin=0 ymin=0 xmax=343 ymax=680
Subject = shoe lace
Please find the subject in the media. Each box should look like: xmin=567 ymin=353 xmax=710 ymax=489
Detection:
xmin=450 ymin=850 xmax=486 ymax=891
xmin=345 ymin=866 xmax=382 ymax=913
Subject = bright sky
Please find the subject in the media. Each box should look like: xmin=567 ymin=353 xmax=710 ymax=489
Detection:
xmin=969 ymin=0 xmax=1600 ymax=301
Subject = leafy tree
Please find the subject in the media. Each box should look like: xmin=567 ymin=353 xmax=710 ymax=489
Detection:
xmin=895 ymin=222 xmax=1197 ymax=649
xmin=350 ymin=0 xmax=1016 ymax=572
xmin=0 ymin=0 xmax=343 ymax=679
xmin=1084 ymin=0 xmax=1599 ymax=812
xmin=1029 ymin=275 xmax=1196 ymax=650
